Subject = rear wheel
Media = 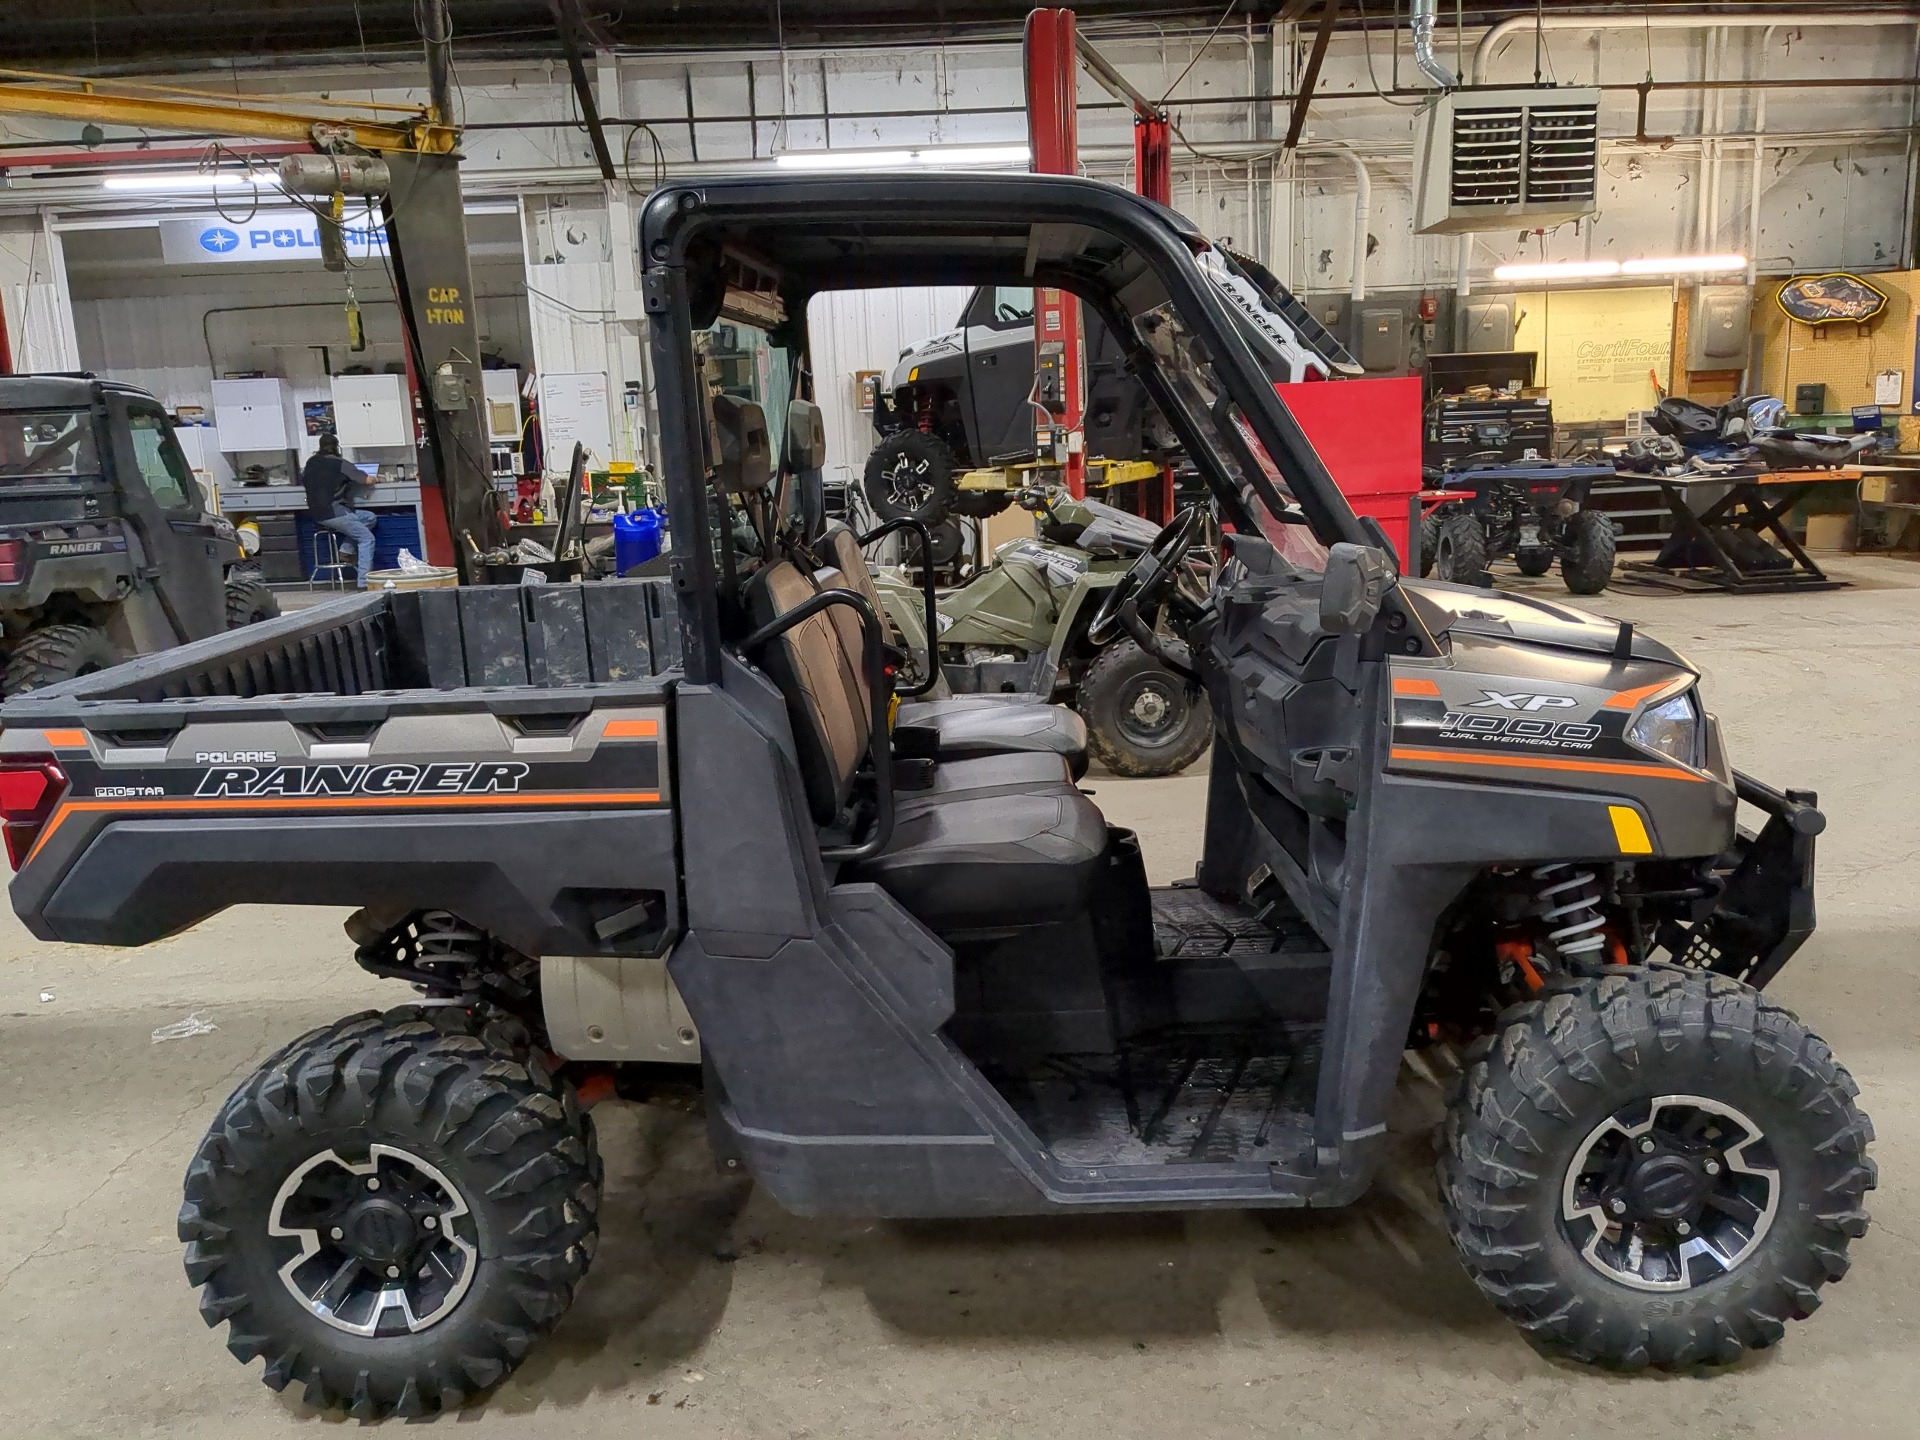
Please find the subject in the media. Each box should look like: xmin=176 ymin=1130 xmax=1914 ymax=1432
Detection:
xmin=3 ymin=622 xmax=120 ymax=695
xmin=864 ymin=429 xmax=957 ymax=525
xmin=225 ymin=573 xmax=281 ymax=627
xmin=1077 ymin=636 xmax=1210 ymax=777
xmin=1561 ymin=509 xmax=1616 ymax=595
xmin=1439 ymin=968 xmax=1875 ymax=1370
xmin=1431 ymin=511 xmax=1488 ymax=584
xmin=179 ymin=1006 xmax=601 ymax=1418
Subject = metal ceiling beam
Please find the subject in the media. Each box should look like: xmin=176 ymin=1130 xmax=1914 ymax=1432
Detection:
xmin=1284 ymin=0 xmax=1340 ymax=150
xmin=549 ymin=0 xmax=617 ymax=182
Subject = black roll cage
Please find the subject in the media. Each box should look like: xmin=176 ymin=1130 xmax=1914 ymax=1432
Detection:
xmin=640 ymin=173 xmax=1372 ymax=685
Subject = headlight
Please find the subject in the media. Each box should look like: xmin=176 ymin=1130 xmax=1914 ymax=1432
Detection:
xmin=1628 ymin=690 xmax=1702 ymax=768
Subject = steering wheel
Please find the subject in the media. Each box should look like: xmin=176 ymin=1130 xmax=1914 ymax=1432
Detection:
xmin=1086 ymin=505 xmax=1209 ymax=668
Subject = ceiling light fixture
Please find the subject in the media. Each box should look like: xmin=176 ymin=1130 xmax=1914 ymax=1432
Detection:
xmin=1493 ymin=254 xmax=1751 ymax=283
xmin=101 ymin=170 xmax=268 ymax=193
xmin=1620 ymin=253 xmax=1748 ymax=275
xmin=773 ymin=144 xmax=1030 ymax=173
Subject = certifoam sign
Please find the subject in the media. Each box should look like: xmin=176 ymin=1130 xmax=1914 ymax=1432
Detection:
xmin=158 ymin=211 xmax=389 ymax=265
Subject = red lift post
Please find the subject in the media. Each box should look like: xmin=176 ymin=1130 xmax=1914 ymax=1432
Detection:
xmin=1026 ymin=8 xmax=1179 ymax=512
xmin=1022 ymin=8 xmax=1088 ymax=497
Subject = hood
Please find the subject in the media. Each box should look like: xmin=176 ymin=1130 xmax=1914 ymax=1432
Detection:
xmin=887 ymin=329 xmax=964 ymax=390
xmin=1400 ymin=578 xmax=1691 ymax=669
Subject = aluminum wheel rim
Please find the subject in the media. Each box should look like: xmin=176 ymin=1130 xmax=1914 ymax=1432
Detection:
xmin=269 ymin=1143 xmax=478 ymax=1336
xmin=883 ymin=452 xmax=932 ymax=509
xmin=1560 ymin=1093 xmax=1779 ymax=1293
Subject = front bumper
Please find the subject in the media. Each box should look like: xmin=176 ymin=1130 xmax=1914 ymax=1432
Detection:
xmin=1662 ymin=770 xmax=1823 ymax=989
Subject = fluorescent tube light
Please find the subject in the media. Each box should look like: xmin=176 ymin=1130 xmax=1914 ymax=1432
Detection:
xmin=1492 ymin=260 xmax=1622 ymax=282
xmin=774 ymin=144 xmax=1030 ymax=173
xmin=102 ymin=170 xmax=266 ymax=193
xmin=1620 ymin=253 xmax=1748 ymax=275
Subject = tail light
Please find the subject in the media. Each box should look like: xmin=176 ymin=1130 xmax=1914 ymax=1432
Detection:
xmin=0 ymin=539 xmax=26 ymax=585
xmin=0 ymin=758 xmax=68 ymax=870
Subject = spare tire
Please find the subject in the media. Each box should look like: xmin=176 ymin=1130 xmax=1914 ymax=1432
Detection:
xmin=864 ymin=430 xmax=956 ymax=524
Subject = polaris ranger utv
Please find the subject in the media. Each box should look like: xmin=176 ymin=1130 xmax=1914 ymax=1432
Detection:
xmin=0 ymin=175 xmax=1871 ymax=1419
xmin=0 ymin=374 xmax=277 ymax=693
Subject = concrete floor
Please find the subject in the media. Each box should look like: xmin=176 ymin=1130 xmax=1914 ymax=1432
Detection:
xmin=3 ymin=557 xmax=1918 ymax=1438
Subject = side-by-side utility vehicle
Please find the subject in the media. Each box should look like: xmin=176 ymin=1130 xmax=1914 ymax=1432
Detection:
xmin=0 ymin=175 xmax=1871 ymax=1419
xmin=0 ymin=375 xmax=278 ymax=694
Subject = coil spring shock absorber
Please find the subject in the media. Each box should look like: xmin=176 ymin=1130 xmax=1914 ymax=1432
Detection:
xmin=915 ymin=392 xmax=935 ymax=434
xmin=1533 ymin=863 xmax=1608 ymax=960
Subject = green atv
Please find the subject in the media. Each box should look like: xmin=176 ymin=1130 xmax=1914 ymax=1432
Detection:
xmin=869 ymin=487 xmax=1211 ymax=777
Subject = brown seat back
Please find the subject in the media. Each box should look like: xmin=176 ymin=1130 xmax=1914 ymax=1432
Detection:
xmin=748 ymin=560 xmax=872 ymax=825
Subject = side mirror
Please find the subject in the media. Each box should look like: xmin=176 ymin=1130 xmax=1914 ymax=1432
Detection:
xmin=1320 ymin=542 xmax=1395 ymax=634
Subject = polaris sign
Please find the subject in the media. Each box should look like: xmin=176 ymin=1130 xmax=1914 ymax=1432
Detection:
xmin=158 ymin=211 xmax=389 ymax=265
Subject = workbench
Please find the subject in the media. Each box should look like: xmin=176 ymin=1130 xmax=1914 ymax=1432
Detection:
xmin=219 ymin=481 xmax=426 ymax=584
xmin=1627 ymin=468 xmax=1856 ymax=593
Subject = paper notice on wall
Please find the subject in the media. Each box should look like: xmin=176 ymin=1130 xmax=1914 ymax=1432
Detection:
xmin=1874 ymin=369 xmax=1903 ymax=408
xmin=538 ymin=372 xmax=611 ymax=475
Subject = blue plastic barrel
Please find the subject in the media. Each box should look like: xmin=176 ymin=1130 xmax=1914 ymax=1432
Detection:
xmin=613 ymin=508 xmax=663 ymax=574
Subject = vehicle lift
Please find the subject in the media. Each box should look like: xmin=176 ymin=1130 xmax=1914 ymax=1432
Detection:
xmin=1022 ymin=7 xmax=1178 ymax=522
xmin=0 ymin=4 xmax=506 ymax=581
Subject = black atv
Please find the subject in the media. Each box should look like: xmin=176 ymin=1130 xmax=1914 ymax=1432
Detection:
xmin=0 ymin=374 xmax=278 ymax=694
xmin=1418 ymin=460 xmax=1619 ymax=595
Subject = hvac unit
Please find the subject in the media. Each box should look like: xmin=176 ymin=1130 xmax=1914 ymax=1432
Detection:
xmin=1414 ymin=88 xmax=1599 ymax=235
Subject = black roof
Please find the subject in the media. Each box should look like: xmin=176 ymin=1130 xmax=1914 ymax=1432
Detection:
xmin=643 ymin=171 xmax=1201 ymax=304
xmin=0 ymin=374 xmax=158 ymax=409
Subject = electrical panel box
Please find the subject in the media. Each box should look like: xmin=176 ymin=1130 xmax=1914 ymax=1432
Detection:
xmin=1460 ymin=301 xmax=1516 ymax=352
xmin=211 ymin=377 xmax=293 ymax=453
xmin=1686 ymin=284 xmax=1753 ymax=372
xmin=330 ymin=372 xmax=412 ymax=450
xmin=1357 ymin=308 xmax=1408 ymax=373
xmin=1415 ymin=87 xmax=1600 ymax=235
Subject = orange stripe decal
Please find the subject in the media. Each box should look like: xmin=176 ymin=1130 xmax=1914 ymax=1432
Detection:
xmin=602 ymin=718 xmax=660 ymax=738
xmin=1392 ymin=676 xmax=1442 ymax=697
xmin=1390 ymin=746 xmax=1705 ymax=783
xmin=27 ymin=789 xmax=662 ymax=863
xmin=41 ymin=730 xmax=88 ymax=749
xmin=1603 ymin=681 xmax=1673 ymax=711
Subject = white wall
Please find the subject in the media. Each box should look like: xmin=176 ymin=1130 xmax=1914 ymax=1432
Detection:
xmin=0 ymin=215 xmax=78 ymax=371
xmin=807 ymin=287 xmax=972 ymax=486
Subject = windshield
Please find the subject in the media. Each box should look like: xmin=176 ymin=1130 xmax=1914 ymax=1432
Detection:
xmin=0 ymin=410 xmax=100 ymax=480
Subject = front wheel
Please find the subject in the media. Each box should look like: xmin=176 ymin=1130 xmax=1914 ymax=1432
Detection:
xmin=1076 ymin=636 xmax=1211 ymax=777
xmin=179 ymin=1007 xmax=602 ymax=1418
xmin=863 ymin=429 xmax=957 ymax=525
xmin=225 ymin=573 xmax=281 ymax=627
xmin=1439 ymin=968 xmax=1875 ymax=1369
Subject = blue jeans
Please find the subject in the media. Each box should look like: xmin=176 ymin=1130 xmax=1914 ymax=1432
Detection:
xmin=319 ymin=509 xmax=377 ymax=588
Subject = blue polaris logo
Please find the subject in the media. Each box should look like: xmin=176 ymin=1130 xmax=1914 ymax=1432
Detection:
xmin=199 ymin=227 xmax=241 ymax=253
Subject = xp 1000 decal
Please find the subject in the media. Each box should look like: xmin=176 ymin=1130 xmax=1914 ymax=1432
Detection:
xmin=1386 ymin=670 xmax=1703 ymax=780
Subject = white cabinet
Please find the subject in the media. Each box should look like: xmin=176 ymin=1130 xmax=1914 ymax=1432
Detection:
xmin=331 ymin=372 xmax=413 ymax=450
xmin=211 ymin=378 xmax=292 ymax=453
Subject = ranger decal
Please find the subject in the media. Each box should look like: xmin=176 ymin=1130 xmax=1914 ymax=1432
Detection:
xmin=194 ymin=761 xmax=532 ymax=798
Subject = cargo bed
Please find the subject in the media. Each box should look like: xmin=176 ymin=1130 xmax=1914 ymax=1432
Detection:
xmin=1 ymin=581 xmax=684 ymax=956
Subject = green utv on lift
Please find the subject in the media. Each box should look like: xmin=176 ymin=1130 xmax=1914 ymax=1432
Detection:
xmin=0 ymin=176 xmax=1873 ymax=1419
xmin=0 ymin=374 xmax=277 ymax=694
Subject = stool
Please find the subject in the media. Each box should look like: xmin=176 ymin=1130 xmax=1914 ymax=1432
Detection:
xmin=310 ymin=529 xmax=353 ymax=590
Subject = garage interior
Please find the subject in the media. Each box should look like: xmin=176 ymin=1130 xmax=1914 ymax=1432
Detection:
xmin=0 ymin=2 xmax=1917 ymax=1435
